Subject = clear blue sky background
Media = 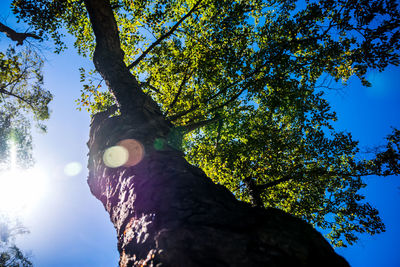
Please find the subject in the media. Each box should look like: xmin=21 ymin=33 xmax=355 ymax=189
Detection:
xmin=1 ymin=1 xmax=400 ymax=266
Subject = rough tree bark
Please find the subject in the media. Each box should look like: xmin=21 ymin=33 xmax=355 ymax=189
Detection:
xmin=84 ymin=0 xmax=350 ymax=266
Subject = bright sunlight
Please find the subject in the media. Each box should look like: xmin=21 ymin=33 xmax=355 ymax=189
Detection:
xmin=0 ymin=140 xmax=47 ymax=215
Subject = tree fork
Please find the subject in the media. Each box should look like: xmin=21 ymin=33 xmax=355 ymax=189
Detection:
xmin=84 ymin=0 xmax=350 ymax=266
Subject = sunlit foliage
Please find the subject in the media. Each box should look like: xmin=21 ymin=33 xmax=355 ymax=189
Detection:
xmin=0 ymin=45 xmax=51 ymax=169
xmin=0 ymin=14 xmax=53 ymax=267
xmin=12 ymin=0 xmax=400 ymax=246
xmin=0 ymin=45 xmax=52 ymax=126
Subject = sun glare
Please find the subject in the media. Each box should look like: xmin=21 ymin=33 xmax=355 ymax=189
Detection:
xmin=0 ymin=141 xmax=47 ymax=215
xmin=0 ymin=168 xmax=47 ymax=215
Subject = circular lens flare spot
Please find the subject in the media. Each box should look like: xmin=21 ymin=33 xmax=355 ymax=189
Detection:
xmin=64 ymin=162 xmax=82 ymax=176
xmin=117 ymin=139 xmax=145 ymax=167
xmin=103 ymin=146 xmax=129 ymax=168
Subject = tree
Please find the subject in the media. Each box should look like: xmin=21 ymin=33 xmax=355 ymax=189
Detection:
xmin=0 ymin=111 xmax=34 ymax=267
xmin=0 ymin=21 xmax=52 ymax=267
xmin=0 ymin=214 xmax=32 ymax=267
xmin=10 ymin=0 xmax=400 ymax=265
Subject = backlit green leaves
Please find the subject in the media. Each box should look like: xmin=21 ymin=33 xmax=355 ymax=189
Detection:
xmin=11 ymin=0 xmax=400 ymax=247
xmin=0 ymin=45 xmax=51 ymax=171
xmin=0 ymin=46 xmax=52 ymax=128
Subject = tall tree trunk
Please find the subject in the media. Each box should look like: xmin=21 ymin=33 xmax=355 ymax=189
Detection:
xmin=84 ymin=0 xmax=349 ymax=266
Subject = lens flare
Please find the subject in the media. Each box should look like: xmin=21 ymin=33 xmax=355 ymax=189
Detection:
xmin=64 ymin=162 xmax=82 ymax=176
xmin=103 ymin=146 xmax=129 ymax=168
xmin=117 ymin=139 xmax=145 ymax=167
xmin=102 ymin=139 xmax=145 ymax=168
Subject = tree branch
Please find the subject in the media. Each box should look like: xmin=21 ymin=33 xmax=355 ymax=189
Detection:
xmin=0 ymin=22 xmax=40 ymax=45
xmin=169 ymin=59 xmax=270 ymax=121
xmin=0 ymin=88 xmax=36 ymax=111
xmin=83 ymin=0 xmax=157 ymax=116
xmin=165 ymin=67 xmax=193 ymax=116
xmin=256 ymin=175 xmax=295 ymax=190
xmin=127 ymin=0 xmax=203 ymax=69
xmin=255 ymin=161 xmax=400 ymax=192
xmin=184 ymin=115 xmax=222 ymax=132
xmin=244 ymin=176 xmax=264 ymax=208
xmin=141 ymin=81 xmax=162 ymax=94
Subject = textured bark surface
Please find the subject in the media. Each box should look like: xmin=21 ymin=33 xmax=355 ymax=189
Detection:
xmin=87 ymin=114 xmax=349 ymax=267
xmin=83 ymin=0 xmax=350 ymax=266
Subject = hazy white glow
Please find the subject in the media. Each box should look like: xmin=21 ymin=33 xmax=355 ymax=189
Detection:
xmin=103 ymin=146 xmax=129 ymax=168
xmin=0 ymin=168 xmax=47 ymax=215
xmin=64 ymin=162 xmax=82 ymax=176
xmin=10 ymin=141 xmax=17 ymax=171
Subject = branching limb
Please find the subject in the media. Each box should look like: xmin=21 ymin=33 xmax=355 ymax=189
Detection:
xmin=257 ymin=175 xmax=295 ymax=190
xmin=141 ymin=81 xmax=162 ymax=94
xmin=184 ymin=115 xmax=222 ymax=132
xmin=0 ymin=88 xmax=36 ymax=111
xmin=0 ymin=22 xmax=40 ymax=45
xmin=169 ymin=59 xmax=270 ymax=121
xmin=165 ymin=67 xmax=193 ymax=116
xmin=127 ymin=0 xmax=203 ymax=69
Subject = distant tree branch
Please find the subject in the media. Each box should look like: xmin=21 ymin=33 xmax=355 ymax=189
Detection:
xmin=127 ymin=0 xmax=203 ymax=69
xmin=0 ymin=22 xmax=40 ymax=45
xmin=257 ymin=175 xmax=296 ymax=191
xmin=184 ymin=114 xmax=222 ymax=132
xmin=165 ymin=67 xmax=193 ymax=116
xmin=168 ymin=62 xmax=269 ymax=121
xmin=257 ymin=154 xmax=400 ymax=191
xmin=244 ymin=176 xmax=264 ymax=207
xmin=0 ymin=88 xmax=36 ymax=111
xmin=0 ymin=65 xmax=38 ymax=110
xmin=141 ymin=81 xmax=162 ymax=94
xmin=206 ymin=87 xmax=247 ymax=114
xmin=0 ymin=67 xmax=29 ymax=93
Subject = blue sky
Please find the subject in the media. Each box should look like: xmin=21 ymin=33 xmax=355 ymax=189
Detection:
xmin=326 ymin=66 xmax=400 ymax=267
xmin=1 ymin=1 xmax=400 ymax=266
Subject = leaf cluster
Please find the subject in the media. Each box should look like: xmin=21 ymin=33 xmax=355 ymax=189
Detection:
xmin=11 ymin=0 xmax=400 ymax=246
xmin=0 ymin=46 xmax=52 ymax=125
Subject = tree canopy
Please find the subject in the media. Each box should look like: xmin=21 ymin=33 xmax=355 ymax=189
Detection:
xmin=0 ymin=20 xmax=52 ymax=266
xmin=0 ymin=214 xmax=32 ymax=267
xmin=9 ymin=0 xmax=400 ymax=247
xmin=0 ymin=43 xmax=52 ymax=170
